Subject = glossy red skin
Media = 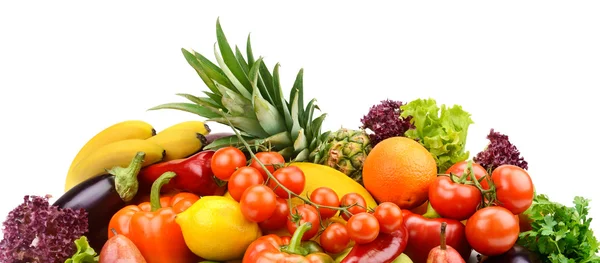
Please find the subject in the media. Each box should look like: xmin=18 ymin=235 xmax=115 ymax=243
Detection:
xmin=259 ymin=198 xmax=290 ymax=231
xmin=138 ymin=151 xmax=226 ymax=196
xmin=340 ymin=224 xmax=409 ymax=263
xmin=402 ymin=210 xmax=472 ymax=263
xmin=269 ymin=166 xmax=306 ymax=198
xmin=242 ymin=234 xmax=334 ymax=263
xmin=287 ymin=205 xmax=320 ymax=241
xmin=249 ymin=152 xmax=286 ymax=180
xmin=310 ymin=187 xmax=340 ymax=219
xmin=340 ymin=193 xmax=367 ymax=221
xmin=428 ymin=176 xmax=482 ymax=221
xmin=446 ymin=161 xmax=489 ymax=190
xmin=99 ymin=234 xmax=147 ymax=263
xmin=228 ymin=166 xmax=265 ymax=201
xmin=465 ymin=206 xmax=519 ymax=256
xmin=491 ymin=165 xmax=534 ymax=215
xmin=320 ymin=223 xmax=350 ymax=254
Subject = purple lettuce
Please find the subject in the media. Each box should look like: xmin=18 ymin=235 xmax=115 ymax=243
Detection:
xmin=473 ymin=129 xmax=528 ymax=172
xmin=360 ymin=99 xmax=413 ymax=146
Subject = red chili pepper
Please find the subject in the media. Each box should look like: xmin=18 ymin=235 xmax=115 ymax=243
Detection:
xmin=138 ymin=150 xmax=226 ymax=196
xmin=339 ymin=224 xmax=409 ymax=263
xmin=242 ymin=222 xmax=334 ymax=263
xmin=402 ymin=209 xmax=472 ymax=263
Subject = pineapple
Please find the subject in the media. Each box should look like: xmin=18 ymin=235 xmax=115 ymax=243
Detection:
xmin=150 ymin=19 xmax=372 ymax=181
xmin=309 ymin=128 xmax=372 ymax=183
xmin=150 ymin=19 xmax=327 ymax=162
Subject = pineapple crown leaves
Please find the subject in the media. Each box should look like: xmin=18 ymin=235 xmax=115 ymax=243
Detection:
xmin=149 ymin=18 xmax=327 ymax=161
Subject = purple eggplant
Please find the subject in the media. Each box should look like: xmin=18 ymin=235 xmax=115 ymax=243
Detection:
xmin=53 ymin=152 xmax=145 ymax=252
xmin=478 ymin=244 xmax=541 ymax=263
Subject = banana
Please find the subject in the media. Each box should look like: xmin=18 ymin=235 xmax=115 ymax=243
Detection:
xmin=65 ymin=139 xmax=165 ymax=191
xmin=66 ymin=120 xmax=156 ymax=176
xmin=157 ymin=120 xmax=211 ymax=136
xmin=146 ymin=129 xmax=207 ymax=161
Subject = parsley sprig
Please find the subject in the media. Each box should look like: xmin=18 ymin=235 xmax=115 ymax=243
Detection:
xmin=518 ymin=194 xmax=600 ymax=263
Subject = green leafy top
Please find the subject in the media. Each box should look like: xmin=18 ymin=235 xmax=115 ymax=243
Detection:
xmin=64 ymin=236 xmax=99 ymax=263
xmin=400 ymin=98 xmax=473 ymax=172
xmin=518 ymin=194 xmax=600 ymax=263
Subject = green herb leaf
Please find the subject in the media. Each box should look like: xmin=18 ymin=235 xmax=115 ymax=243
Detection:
xmin=64 ymin=236 xmax=98 ymax=263
xmin=518 ymin=194 xmax=600 ymax=263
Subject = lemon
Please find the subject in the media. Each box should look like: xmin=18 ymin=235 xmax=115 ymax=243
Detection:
xmin=176 ymin=196 xmax=262 ymax=261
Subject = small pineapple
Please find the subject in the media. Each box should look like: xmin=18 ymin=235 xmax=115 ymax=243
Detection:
xmin=309 ymin=128 xmax=372 ymax=183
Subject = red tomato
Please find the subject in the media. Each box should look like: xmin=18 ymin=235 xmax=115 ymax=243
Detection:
xmin=466 ymin=206 xmax=519 ymax=256
xmin=491 ymin=165 xmax=534 ymax=215
xmin=340 ymin=193 xmax=367 ymax=221
xmin=310 ymin=187 xmax=340 ymax=219
xmin=240 ymin=185 xmax=277 ymax=223
xmin=428 ymin=176 xmax=482 ymax=221
xmin=227 ymin=167 xmax=264 ymax=201
xmin=446 ymin=161 xmax=489 ymax=190
xmin=268 ymin=166 xmax=306 ymax=199
xmin=320 ymin=222 xmax=350 ymax=254
xmin=211 ymin=146 xmax=247 ymax=181
xmin=258 ymin=198 xmax=289 ymax=231
xmin=346 ymin=212 xmax=380 ymax=244
xmin=249 ymin=152 xmax=285 ymax=180
xmin=373 ymin=202 xmax=403 ymax=234
xmin=286 ymin=204 xmax=320 ymax=241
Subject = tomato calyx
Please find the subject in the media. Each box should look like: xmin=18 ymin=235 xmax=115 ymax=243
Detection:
xmin=441 ymin=160 xmax=499 ymax=209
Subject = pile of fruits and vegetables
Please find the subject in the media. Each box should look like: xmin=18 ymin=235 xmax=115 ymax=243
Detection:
xmin=1 ymin=19 xmax=599 ymax=263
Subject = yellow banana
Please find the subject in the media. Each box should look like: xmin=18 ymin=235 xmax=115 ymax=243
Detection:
xmin=65 ymin=139 xmax=165 ymax=191
xmin=66 ymin=120 xmax=156 ymax=176
xmin=157 ymin=120 xmax=211 ymax=136
xmin=146 ymin=129 xmax=207 ymax=161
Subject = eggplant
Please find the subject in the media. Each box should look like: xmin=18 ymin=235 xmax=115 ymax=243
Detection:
xmin=478 ymin=244 xmax=541 ymax=263
xmin=53 ymin=152 xmax=145 ymax=252
xmin=204 ymin=132 xmax=235 ymax=145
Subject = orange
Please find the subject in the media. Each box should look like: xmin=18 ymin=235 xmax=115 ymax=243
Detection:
xmin=362 ymin=136 xmax=437 ymax=210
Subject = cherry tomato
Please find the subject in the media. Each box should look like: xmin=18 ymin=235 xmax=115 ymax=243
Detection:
xmin=446 ymin=161 xmax=489 ymax=190
xmin=340 ymin=193 xmax=367 ymax=221
xmin=227 ymin=166 xmax=264 ymax=201
xmin=428 ymin=176 xmax=482 ymax=221
xmin=258 ymin=197 xmax=289 ymax=231
xmin=346 ymin=212 xmax=380 ymax=244
xmin=268 ymin=166 xmax=306 ymax=199
xmin=240 ymin=185 xmax=277 ymax=223
xmin=320 ymin=222 xmax=350 ymax=254
xmin=309 ymin=187 xmax=340 ymax=219
xmin=286 ymin=204 xmax=320 ymax=241
xmin=491 ymin=165 xmax=534 ymax=215
xmin=249 ymin=152 xmax=286 ymax=180
xmin=466 ymin=206 xmax=519 ymax=256
xmin=211 ymin=146 xmax=247 ymax=181
xmin=373 ymin=202 xmax=403 ymax=234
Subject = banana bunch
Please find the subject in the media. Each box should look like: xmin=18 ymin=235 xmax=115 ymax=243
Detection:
xmin=64 ymin=120 xmax=211 ymax=192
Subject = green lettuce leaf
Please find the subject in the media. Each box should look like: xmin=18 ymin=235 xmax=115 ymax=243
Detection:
xmin=64 ymin=236 xmax=99 ymax=263
xmin=400 ymin=98 xmax=473 ymax=172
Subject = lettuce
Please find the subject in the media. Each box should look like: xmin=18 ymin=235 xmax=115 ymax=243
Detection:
xmin=64 ymin=236 xmax=99 ymax=263
xmin=400 ymin=98 xmax=473 ymax=172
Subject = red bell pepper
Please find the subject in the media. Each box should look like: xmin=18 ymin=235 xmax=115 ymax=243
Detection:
xmin=339 ymin=224 xmax=409 ymax=263
xmin=402 ymin=209 xmax=472 ymax=263
xmin=138 ymin=150 xmax=226 ymax=197
xmin=108 ymin=171 xmax=201 ymax=263
xmin=242 ymin=222 xmax=334 ymax=263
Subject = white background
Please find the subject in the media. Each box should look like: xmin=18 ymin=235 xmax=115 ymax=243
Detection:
xmin=1 ymin=1 xmax=599 ymax=239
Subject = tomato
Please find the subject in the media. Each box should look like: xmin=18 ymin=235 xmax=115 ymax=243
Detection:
xmin=339 ymin=193 xmax=367 ymax=221
xmin=446 ymin=161 xmax=489 ymax=190
xmin=249 ymin=151 xmax=286 ymax=180
xmin=373 ymin=202 xmax=403 ymax=234
xmin=428 ymin=176 xmax=482 ymax=221
xmin=258 ymin=197 xmax=289 ymax=231
xmin=346 ymin=212 xmax=380 ymax=244
xmin=320 ymin=222 xmax=350 ymax=254
xmin=240 ymin=185 xmax=277 ymax=222
xmin=491 ymin=165 xmax=534 ymax=215
xmin=465 ymin=206 xmax=519 ymax=256
xmin=268 ymin=166 xmax=306 ymax=199
xmin=286 ymin=204 xmax=320 ymax=241
xmin=227 ymin=166 xmax=264 ymax=201
xmin=211 ymin=146 xmax=247 ymax=181
xmin=309 ymin=187 xmax=340 ymax=219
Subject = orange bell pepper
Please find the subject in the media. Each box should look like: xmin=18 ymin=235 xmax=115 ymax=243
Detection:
xmin=108 ymin=171 xmax=201 ymax=263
